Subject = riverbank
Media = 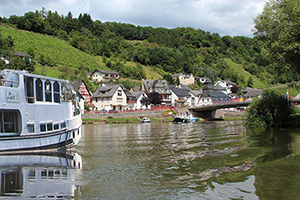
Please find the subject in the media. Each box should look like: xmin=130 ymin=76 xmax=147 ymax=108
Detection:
xmin=82 ymin=108 xmax=244 ymax=124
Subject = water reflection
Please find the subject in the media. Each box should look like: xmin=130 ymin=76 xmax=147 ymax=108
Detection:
xmin=0 ymin=151 xmax=82 ymax=199
xmin=79 ymin=122 xmax=300 ymax=199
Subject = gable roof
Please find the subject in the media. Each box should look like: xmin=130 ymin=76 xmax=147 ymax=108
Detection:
xmin=70 ymin=80 xmax=92 ymax=96
xmin=93 ymin=84 xmax=124 ymax=98
xmin=214 ymin=85 xmax=226 ymax=91
xmin=210 ymin=91 xmax=232 ymax=101
xmin=130 ymin=86 xmax=141 ymax=92
xmin=244 ymin=88 xmax=263 ymax=97
xmin=129 ymin=91 xmax=143 ymax=99
xmin=170 ymin=87 xmax=191 ymax=97
xmin=142 ymin=79 xmax=171 ymax=94
xmin=15 ymin=52 xmax=32 ymax=58
xmin=190 ymin=90 xmax=202 ymax=96
xmin=91 ymin=69 xmax=119 ymax=76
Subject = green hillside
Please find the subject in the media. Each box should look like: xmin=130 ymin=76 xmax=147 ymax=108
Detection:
xmin=0 ymin=26 xmax=101 ymax=71
xmin=0 ymin=25 xmax=162 ymax=80
xmin=224 ymin=58 xmax=268 ymax=89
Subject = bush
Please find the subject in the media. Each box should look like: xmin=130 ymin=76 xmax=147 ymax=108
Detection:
xmin=244 ymin=90 xmax=295 ymax=127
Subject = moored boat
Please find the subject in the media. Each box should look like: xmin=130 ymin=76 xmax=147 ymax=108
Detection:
xmin=173 ymin=113 xmax=198 ymax=123
xmin=141 ymin=117 xmax=151 ymax=123
xmin=0 ymin=69 xmax=82 ymax=152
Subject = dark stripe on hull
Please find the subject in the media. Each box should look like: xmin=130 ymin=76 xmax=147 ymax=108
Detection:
xmin=0 ymin=129 xmax=79 ymax=153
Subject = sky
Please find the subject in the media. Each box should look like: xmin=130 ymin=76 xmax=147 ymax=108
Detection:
xmin=0 ymin=0 xmax=266 ymax=38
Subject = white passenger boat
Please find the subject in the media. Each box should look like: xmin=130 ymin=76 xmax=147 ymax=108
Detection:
xmin=0 ymin=69 xmax=81 ymax=152
xmin=0 ymin=152 xmax=82 ymax=198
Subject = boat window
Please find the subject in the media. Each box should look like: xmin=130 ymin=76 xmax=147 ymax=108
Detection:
xmin=3 ymin=72 xmax=19 ymax=88
xmin=36 ymin=78 xmax=43 ymax=101
xmin=47 ymin=123 xmax=53 ymax=131
xmin=61 ymin=83 xmax=73 ymax=102
xmin=53 ymin=81 xmax=60 ymax=103
xmin=45 ymin=80 xmax=52 ymax=102
xmin=53 ymin=123 xmax=59 ymax=130
xmin=60 ymin=121 xmax=66 ymax=129
xmin=40 ymin=124 xmax=46 ymax=132
xmin=27 ymin=123 xmax=35 ymax=133
xmin=0 ymin=110 xmax=21 ymax=133
xmin=24 ymin=76 xmax=35 ymax=103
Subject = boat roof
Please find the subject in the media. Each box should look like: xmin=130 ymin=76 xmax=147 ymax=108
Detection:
xmin=1 ymin=69 xmax=69 ymax=83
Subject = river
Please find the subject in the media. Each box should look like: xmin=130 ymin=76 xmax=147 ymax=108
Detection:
xmin=75 ymin=121 xmax=300 ymax=200
xmin=0 ymin=121 xmax=299 ymax=199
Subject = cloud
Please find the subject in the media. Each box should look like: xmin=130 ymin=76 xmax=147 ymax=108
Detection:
xmin=0 ymin=0 xmax=266 ymax=37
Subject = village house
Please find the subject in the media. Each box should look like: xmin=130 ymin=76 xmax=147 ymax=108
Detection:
xmin=141 ymin=79 xmax=172 ymax=105
xmin=170 ymin=86 xmax=191 ymax=106
xmin=126 ymin=91 xmax=150 ymax=110
xmin=198 ymin=79 xmax=232 ymax=106
xmin=189 ymin=90 xmax=201 ymax=106
xmin=90 ymin=69 xmax=120 ymax=84
xmin=172 ymin=73 xmax=195 ymax=85
xmin=214 ymin=80 xmax=236 ymax=94
xmin=70 ymin=80 xmax=92 ymax=104
xmin=92 ymin=84 xmax=127 ymax=111
xmin=130 ymin=85 xmax=141 ymax=92
xmin=243 ymin=88 xmax=263 ymax=101
xmin=1 ymin=51 xmax=32 ymax=65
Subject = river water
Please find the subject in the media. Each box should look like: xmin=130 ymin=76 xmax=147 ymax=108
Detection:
xmin=75 ymin=121 xmax=300 ymax=200
xmin=1 ymin=121 xmax=300 ymax=199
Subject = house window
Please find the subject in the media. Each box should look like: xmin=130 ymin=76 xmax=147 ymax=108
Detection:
xmin=118 ymin=90 xmax=122 ymax=96
xmin=117 ymin=98 xmax=123 ymax=103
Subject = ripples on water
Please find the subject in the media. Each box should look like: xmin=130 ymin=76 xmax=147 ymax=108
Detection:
xmin=78 ymin=121 xmax=300 ymax=200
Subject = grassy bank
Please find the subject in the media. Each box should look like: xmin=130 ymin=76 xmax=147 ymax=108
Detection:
xmin=83 ymin=117 xmax=174 ymax=124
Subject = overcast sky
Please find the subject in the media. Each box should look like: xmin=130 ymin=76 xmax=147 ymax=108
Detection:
xmin=0 ymin=0 xmax=266 ymax=37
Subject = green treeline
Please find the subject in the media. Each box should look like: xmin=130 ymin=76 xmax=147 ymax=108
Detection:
xmin=0 ymin=7 xmax=299 ymax=87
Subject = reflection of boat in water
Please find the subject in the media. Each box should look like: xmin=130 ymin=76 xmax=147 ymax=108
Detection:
xmin=141 ymin=117 xmax=151 ymax=123
xmin=0 ymin=151 xmax=82 ymax=199
xmin=0 ymin=69 xmax=82 ymax=152
xmin=173 ymin=113 xmax=198 ymax=123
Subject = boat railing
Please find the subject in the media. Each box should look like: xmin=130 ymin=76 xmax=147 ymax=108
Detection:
xmin=0 ymin=79 xmax=19 ymax=87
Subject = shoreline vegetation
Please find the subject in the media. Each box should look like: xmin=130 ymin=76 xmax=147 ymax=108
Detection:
xmin=82 ymin=116 xmax=244 ymax=124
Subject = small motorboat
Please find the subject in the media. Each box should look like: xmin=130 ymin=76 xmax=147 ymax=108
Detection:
xmin=173 ymin=113 xmax=198 ymax=123
xmin=141 ymin=117 xmax=151 ymax=123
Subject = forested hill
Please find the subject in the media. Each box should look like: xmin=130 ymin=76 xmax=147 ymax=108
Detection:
xmin=0 ymin=8 xmax=298 ymax=90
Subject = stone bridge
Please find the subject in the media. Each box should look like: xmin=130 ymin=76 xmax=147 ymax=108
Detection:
xmin=189 ymin=101 xmax=251 ymax=119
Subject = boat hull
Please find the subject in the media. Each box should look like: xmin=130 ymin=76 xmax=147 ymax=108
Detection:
xmin=0 ymin=127 xmax=81 ymax=153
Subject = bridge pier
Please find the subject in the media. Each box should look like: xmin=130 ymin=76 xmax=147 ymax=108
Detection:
xmin=190 ymin=109 xmax=216 ymax=120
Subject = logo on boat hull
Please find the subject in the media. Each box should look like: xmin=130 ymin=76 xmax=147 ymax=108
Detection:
xmin=7 ymin=91 xmax=20 ymax=103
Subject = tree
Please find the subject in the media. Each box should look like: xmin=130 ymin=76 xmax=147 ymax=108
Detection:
xmin=244 ymin=90 xmax=295 ymax=127
xmin=176 ymin=77 xmax=180 ymax=86
xmin=141 ymin=92 xmax=161 ymax=106
xmin=163 ymin=74 xmax=175 ymax=85
xmin=253 ymin=0 xmax=300 ymax=74
xmin=247 ymin=76 xmax=254 ymax=87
